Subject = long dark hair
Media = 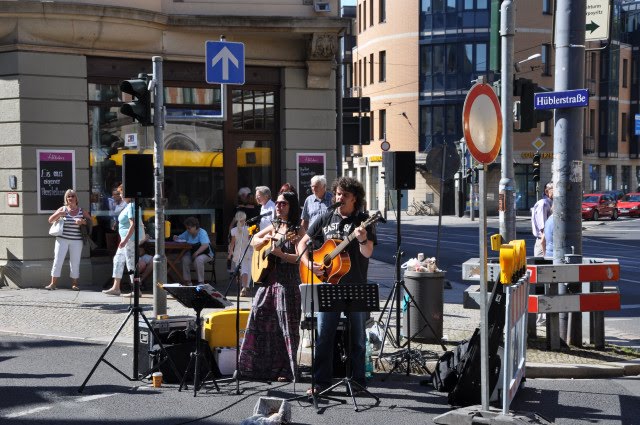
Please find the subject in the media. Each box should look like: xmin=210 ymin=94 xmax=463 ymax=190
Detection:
xmin=280 ymin=191 xmax=301 ymax=227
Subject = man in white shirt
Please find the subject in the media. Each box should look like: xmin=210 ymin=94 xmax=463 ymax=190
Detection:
xmin=255 ymin=185 xmax=275 ymax=231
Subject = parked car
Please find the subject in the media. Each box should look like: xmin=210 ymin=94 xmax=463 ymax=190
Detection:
xmin=616 ymin=192 xmax=640 ymax=217
xmin=582 ymin=193 xmax=618 ymax=221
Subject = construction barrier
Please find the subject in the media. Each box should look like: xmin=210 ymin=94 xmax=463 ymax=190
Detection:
xmin=501 ymin=274 xmax=529 ymax=414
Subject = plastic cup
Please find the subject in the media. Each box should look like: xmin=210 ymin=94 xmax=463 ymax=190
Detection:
xmin=152 ymin=371 xmax=163 ymax=388
xmin=417 ymin=253 xmax=425 ymax=262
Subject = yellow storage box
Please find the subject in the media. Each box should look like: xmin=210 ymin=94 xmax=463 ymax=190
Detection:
xmin=203 ymin=308 xmax=250 ymax=349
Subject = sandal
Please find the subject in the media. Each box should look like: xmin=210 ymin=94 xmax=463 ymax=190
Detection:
xmin=44 ymin=284 xmax=56 ymax=291
xmin=71 ymin=286 xmax=80 ymax=291
xmin=277 ymin=376 xmax=291 ymax=383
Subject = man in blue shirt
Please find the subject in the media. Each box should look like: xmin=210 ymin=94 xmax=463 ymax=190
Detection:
xmin=301 ymin=175 xmax=333 ymax=231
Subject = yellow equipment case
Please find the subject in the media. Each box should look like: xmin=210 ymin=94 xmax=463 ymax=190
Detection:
xmin=203 ymin=308 xmax=250 ymax=349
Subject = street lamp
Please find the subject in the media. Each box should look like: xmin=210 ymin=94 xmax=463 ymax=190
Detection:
xmin=514 ymin=53 xmax=542 ymax=73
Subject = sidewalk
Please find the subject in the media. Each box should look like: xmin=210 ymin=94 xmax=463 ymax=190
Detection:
xmin=1 ymin=256 xmax=638 ymax=380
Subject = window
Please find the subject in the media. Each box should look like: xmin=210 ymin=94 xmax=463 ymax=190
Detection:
xmin=370 ymin=110 xmax=375 ymax=141
xmin=590 ymin=52 xmax=597 ymax=80
xmin=623 ymin=58 xmax=628 ymax=88
xmin=370 ymin=0 xmax=374 ymax=26
xmin=606 ymin=165 xmax=616 ymax=191
xmin=622 ymin=165 xmax=631 ymax=192
xmin=363 ymin=1 xmax=367 ymax=30
xmin=358 ymin=4 xmax=362 ymax=33
xmin=464 ymin=0 xmax=473 ymax=10
xmin=370 ymin=53 xmax=374 ymax=84
xmin=542 ymin=44 xmax=551 ymax=76
xmin=379 ymin=109 xmax=386 ymax=140
xmin=354 ymin=61 xmax=359 ymax=87
xmin=475 ymin=43 xmax=487 ymax=72
xmin=589 ymin=109 xmax=595 ymax=136
xmin=359 ymin=59 xmax=363 ymax=87
xmin=633 ymin=58 xmax=638 ymax=85
xmin=379 ymin=51 xmax=386 ymax=82
xmin=363 ymin=57 xmax=367 ymax=86
xmin=379 ymin=0 xmax=386 ymax=22
xmin=622 ymin=113 xmax=628 ymax=141
xmin=542 ymin=0 xmax=551 ymax=14
xmin=541 ymin=118 xmax=551 ymax=136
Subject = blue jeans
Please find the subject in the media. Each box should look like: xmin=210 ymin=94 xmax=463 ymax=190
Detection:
xmin=314 ymin=310 xmax=366 ymax=387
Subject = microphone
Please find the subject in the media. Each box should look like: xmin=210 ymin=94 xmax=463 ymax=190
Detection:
xmin=246 ymin=211 xmax=272 ymax=225
xmin=326 ymin=201 xmax=343 ymax=211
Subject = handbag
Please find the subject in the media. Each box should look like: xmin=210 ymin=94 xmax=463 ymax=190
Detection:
xmin=49 ymin=218 xmax=64 ymax=237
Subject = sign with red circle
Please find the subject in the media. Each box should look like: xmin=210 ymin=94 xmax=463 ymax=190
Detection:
xmin=462 ymin=83 xmax=502 ymax=164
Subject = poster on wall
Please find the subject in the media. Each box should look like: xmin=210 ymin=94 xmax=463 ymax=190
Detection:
xmin=297 ymin=153 xmax=326 ymax=199
xmin=37 ymin=150 xmax=75 ymax=213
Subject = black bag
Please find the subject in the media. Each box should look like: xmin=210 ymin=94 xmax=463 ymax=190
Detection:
xmin=444 ymin=282 xmax=506 ymax=407
xmin=151 ymin=339 xmax=220 ymax=384
xmin=432 ymin=350 xmax=457 ymax=392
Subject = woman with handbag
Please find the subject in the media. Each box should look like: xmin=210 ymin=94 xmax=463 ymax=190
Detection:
xmin=173 ymin=216 xmax=213 ymax=286
xmin=45 ymin=189 xmax=92 ymax=290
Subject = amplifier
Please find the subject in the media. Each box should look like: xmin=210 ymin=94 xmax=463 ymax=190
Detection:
xmin=137 ymin=315 xmax=196 ymax=374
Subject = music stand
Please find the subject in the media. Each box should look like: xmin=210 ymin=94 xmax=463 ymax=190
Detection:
xmin=316 ymin=284 xmax=381 ymax=412
xmin=162 ymin=284 xmax=228 ymax=396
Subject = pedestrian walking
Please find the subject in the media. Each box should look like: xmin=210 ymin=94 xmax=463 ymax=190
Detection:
xmin=531 ymin=182 xmax=553 ymax=257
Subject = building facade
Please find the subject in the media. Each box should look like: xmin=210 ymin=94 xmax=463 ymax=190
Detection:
xmin=345 ymin=0 xmax=640 ymax=215
xmin=0 ymin=0 xmax=348 ymax=287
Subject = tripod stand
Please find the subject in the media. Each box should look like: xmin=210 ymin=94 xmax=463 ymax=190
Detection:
xmin=315 ymin=284 xmax=381 ymax=412
xmin=162 ymin=284 xmax=227 ymax=396
xmin=376 ymin=190 xmax=446 ymax=378
xmin=79 ymin=198 xmax=180 ymax=393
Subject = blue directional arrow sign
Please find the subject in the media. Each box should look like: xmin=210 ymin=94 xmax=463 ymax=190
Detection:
xmin=534 ymin=89 xmax=589 ymax=110
xmin=205 ymin=41 xmax=245 ymax=85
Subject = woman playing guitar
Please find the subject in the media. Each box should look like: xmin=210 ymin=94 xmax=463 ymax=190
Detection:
xmin=238 ymin=190 xmax=305 ymax=382
xmin=296 ymin=176 xmax=377 ymax=395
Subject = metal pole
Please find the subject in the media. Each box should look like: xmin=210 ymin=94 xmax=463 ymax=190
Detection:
xmin=478 ymin=165 xmax=489 ymax=412
xmin=553 ymin=0 xmax=586 ymax=345
xmin=499 ymin=0 xmax=516 ymax=243
xmin=152 ymin=56 xmax=167 ymax=316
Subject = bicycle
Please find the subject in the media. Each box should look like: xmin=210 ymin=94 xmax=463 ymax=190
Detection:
xmin=406 ymin=199 xmax=436 ymax=216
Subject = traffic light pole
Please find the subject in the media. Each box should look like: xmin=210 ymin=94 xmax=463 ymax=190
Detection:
xmin=553 ymin=0 xmax=586 ymax=347
xmin=499 ymin=0 xmax=516 ymax=243
xmin=152 ymin=56 xmax=168 ymax=316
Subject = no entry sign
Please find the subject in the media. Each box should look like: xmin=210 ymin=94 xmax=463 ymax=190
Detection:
xmin=463 ymin=83 xmax=502 ymax=164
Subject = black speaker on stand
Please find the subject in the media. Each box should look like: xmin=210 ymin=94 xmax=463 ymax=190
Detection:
xmin=382 ymin=151 xmax=416 ymax=190
xmin=123 ymin=153 xmax=154 ymax=198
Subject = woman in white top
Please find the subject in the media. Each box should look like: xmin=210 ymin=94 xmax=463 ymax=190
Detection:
xmin=228 ymin=211 xmax=253 ymax=297
xmin=45 ymin=189 xmax=92 ymax=290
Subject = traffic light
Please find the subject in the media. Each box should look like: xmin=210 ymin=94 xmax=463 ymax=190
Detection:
xmin=514 ymin=78 xmax=553 ymax=132
xmin=120 ymin=75 xmax=151 ymax=126
xmin=342 ymin=97 xmax=371 ymax=145
xmin=532 ymin=152 xmax=541 ymax=182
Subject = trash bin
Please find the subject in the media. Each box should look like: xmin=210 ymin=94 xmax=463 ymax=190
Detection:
xmin=402 ymin=270 xmax=444 ymax=343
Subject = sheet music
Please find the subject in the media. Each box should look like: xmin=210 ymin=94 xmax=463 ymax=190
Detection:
xmin=162 ymin=283 xmax=233 ymax=307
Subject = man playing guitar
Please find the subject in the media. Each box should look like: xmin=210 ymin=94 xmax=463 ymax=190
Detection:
xmin=297 ymin=176 xmax=376 ymax=395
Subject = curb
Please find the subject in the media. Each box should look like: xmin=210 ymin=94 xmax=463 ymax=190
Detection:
xmin=526 ymin=361 xmax=640 ymax=379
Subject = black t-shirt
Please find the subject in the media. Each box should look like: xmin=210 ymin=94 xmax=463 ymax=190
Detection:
xmin=306 ymin=210 xmax=377 ymax=284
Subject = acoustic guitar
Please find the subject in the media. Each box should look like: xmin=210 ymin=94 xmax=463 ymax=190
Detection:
xmin=251 ymin=226 xmax=299 ymax=285
xmin=299 ymin=211 xmax=383 ymax=284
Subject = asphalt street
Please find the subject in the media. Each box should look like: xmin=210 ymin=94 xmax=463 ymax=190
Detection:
xmin=2 ymin=335 xmax=640 ymax=425
xmin=372 ymin=213 xmax=640 ymax=348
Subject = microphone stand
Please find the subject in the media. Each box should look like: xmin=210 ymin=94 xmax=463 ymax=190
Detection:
xmin=289 ymin=209 xmax=344 ymax=412
xmin=218 ymin=222 xmax=257 ymax=395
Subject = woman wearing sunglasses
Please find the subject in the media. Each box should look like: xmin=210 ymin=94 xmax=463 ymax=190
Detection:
xmin=238 ymin=190 xmax=304 ymax=383
xmin=45 ymin=189 xmax=92 ymax=291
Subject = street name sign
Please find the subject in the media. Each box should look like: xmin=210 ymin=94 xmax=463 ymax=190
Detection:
xmin=462 ymin=83 xmax=502 ymax=164
xmin=534 ymin=89 xmax=589 ymax=110
xmin=205 ymin=40 xmax=245 ymax=85
xmin=585 ymin=0 xmax=610 ymax=42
